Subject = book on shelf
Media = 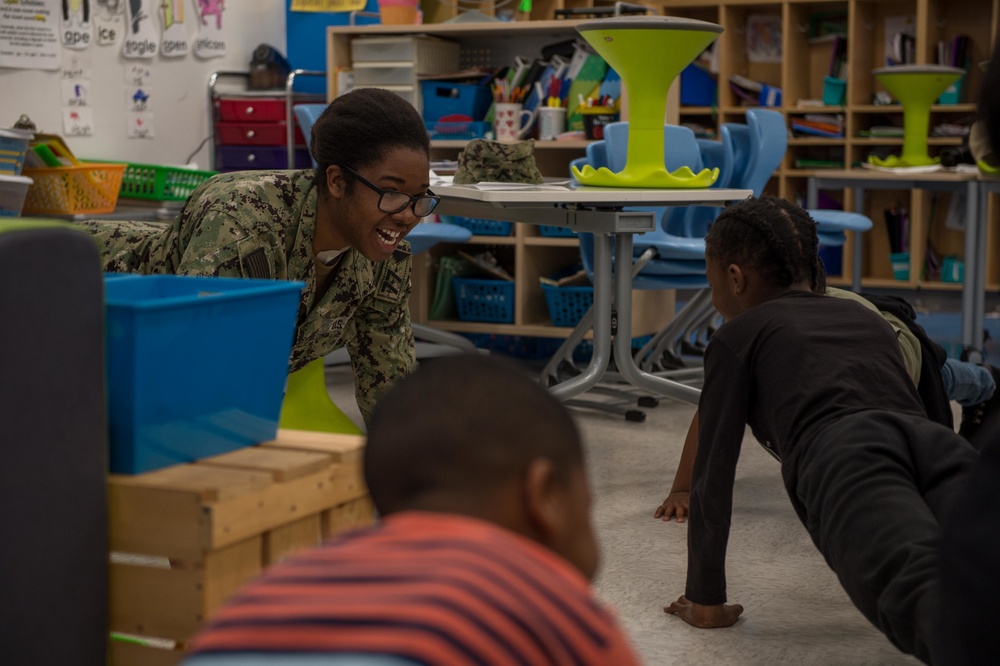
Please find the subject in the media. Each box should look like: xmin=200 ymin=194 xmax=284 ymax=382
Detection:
xmin=791 ymin=118 xmax=843 ymax=138
xmin=794 ymin=158 xmax=843 ymax=169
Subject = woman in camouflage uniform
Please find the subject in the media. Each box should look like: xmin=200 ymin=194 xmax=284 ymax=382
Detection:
xmin=81 ymin=87 xmax=437 ymax=425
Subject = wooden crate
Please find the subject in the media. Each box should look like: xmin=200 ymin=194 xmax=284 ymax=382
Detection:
xmin=107 ymin=429 xmax=375 ymax=666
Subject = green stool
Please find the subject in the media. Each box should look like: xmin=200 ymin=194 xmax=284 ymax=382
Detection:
xmin=279 ymin=357 xmax=363 ymax=435
xmin=869 ymin=65 xmax=964 ymax=168
xmin=571 ymin=16 xmax=722 ymax=188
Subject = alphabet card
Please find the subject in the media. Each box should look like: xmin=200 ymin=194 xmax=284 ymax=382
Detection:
xmin=122 ymin=0 xmax=158 ymax=59
xmin=63 ymin=107 xmax=95 ymax=136
xmin=192 ymin=0 xmax=226 ymax=59
xmin=126 ymin=112 xmax=155 ymax=139
xmin=61 ymin=0 xmax=94 ymax=50
xmin=159 ymin=0 xmax=189 ymax=58
xmin=94 ymin=0 xmax=125 ymax=46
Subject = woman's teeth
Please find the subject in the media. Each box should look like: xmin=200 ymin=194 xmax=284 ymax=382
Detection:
xmin=376 ymin=228 xmax=401 ymax=244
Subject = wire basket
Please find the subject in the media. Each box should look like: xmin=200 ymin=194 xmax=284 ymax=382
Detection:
xmin=111 ymin=161 xmax=217 ymax=202
xmin=22 ymin=163 xmax=127 ymax=216
xmin=453 ymin=278 xmax=515 ymax=323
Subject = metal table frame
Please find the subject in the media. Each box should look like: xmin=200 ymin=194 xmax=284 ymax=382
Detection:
xmin=807 ymin=169 xmax=981 ymax=350
xmin=435 ymin=184 xmax=751 ymax=405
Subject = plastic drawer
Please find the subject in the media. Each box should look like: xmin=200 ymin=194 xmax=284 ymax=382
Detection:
xmin=216 ymin=121 xmax=306 ymax=146
xmin=217 ymin=98 xmax=288 ymax=123
xmin=215 ymin=146 xmax=312 ymax=170
xmin=353 ymin=63 xmax=417 ymax=87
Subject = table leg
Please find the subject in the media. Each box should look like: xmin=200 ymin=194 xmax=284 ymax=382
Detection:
xmin=962 ymin=180 xmax=980 ymax=350
xmin=973 ymin=182 xmax=988 ymax=353
xmin=852 ymin=187 xmax=865 ymax=292
xmin=611 ymin=232 xmax=702 ymax=405
xmin=547 ymin=233 xmax=614 ymax=401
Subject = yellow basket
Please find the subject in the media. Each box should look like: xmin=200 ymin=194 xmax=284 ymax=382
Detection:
xmin=21 ymin=163 xmax=127 ymax=216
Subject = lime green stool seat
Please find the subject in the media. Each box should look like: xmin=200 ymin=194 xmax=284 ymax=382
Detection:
xmin=570 ymin=16 xmax=722 ymax=188
xmin=279 ymin=357 xmax=362 ymax=435
xmin=868 ymin=65 xmax=964 ymax=168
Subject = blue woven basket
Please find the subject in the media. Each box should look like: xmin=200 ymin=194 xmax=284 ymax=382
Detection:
xmin=538 ymin=225 xmax=578 ymax=238
xmin=442 ymin=215 xmax=513 ymax=237
xmin=542 ymin=284 xmax=594 ymax=327
xmin=453 ymin=278 xmax=515 ymax=323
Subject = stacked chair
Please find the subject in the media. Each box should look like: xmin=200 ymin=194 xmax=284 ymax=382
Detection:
xmin=543 ymin=112 xmax=873 ymax=420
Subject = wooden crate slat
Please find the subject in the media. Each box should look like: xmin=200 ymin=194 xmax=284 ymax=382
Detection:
xmin=110 ymin=536 xmax=262 ymax=641
xmin=108 ymin=639 xmax=184 ymax=666
xmin=263 ymin=514 xmax=322 ymax=565
xmin=321 ymin=496 xmax=376 ymax=538
xmin=109 ymin=485 xmax=207 ymax=560
xmin=207 ymin=457 xmax=366 ymax=551
xmin=110 ymin=464 xmax=273 ymax=502
xmin=262 ymin=429 xmax=365 ymax=462
xmin=198 ymin=446 xmax=333 ymax=482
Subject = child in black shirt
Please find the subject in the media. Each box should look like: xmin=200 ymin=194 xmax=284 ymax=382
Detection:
xmin=665 ymin=195 xmax=978 ymax=665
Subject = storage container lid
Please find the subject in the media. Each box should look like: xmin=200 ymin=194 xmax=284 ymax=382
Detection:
xmin=0 ymin=127 xmax=34 ymax=141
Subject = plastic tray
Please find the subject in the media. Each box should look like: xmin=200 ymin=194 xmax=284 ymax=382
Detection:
xmin=453 ymin=277 xmax=515 ymax=323
xmin=103 ymin=274 xmax=304 ymax=474
xmin=538 ymin=225 xmax=578 ymax=238
xmin=425 ymin=120 xmax=489 ymax=141
xmin=21 ymin=163 xmax=127 ymax=215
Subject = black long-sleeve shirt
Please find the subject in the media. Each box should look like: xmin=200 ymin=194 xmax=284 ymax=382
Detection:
xmin=685 ymin=291 xmax=927 ymax=605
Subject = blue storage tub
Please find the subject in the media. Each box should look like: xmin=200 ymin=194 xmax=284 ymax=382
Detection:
xmin=103 ymin=274 xmax=304 ymax=474
xmin=680 ymin=64 xmax=716 ymax=106
xmin=426 ymin=120 xmax=489 ymax=141
xmin=420 ymin=80 xmax=492 ymax=122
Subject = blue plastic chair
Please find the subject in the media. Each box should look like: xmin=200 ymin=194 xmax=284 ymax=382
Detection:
xmin=542 ymin=124 xmax=715 ymax=418
xmin=740 ymin=108 xmax=872 ymax=289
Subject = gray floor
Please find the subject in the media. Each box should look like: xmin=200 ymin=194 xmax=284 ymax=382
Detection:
xmin=324 ymin=352 xmax=926 ymax=666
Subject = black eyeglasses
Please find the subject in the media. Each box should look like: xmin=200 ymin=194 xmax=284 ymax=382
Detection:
xmin=339 ymin=164 xmax=440 ymax=218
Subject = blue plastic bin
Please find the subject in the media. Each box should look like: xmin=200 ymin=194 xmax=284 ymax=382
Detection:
xmin=680 ymin=64 xmax=716 ymax=106
xmin=103 ymin=274 xmax=304 ymax=474
xmin=0 ymin=127 xmax=33 ymax=176
xmin=453 ymin=278 xmax=515 ymax=323
xmin=420 ymin=80 xmax=492 ymax=121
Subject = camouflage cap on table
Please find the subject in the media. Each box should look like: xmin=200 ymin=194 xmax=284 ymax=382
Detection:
xmin=453 ymin=139 xmax=545 ymax=185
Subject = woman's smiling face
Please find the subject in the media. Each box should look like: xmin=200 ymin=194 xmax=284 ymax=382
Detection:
xmin=321 ymin=147 xmax=431 ymax=262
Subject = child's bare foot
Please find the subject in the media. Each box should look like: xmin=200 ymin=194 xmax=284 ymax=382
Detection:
xmin=665 ymin=595 xmax=743 ymax=628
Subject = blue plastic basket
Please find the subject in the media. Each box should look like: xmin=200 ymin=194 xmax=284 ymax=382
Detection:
xmin=426 ymin=120 xmax=489 ymax=141
xmin=103 ymin=274 xmax=304 ymax=474
xmin=420 ymin=81 xmax=492 ymax=121
xmin=538 ymin=225 xmax=578 ymax=238
xmin=442 ymin=215 xmax=513 ymax=236
xmin=453 ymin=277 xmax=515 ymax=323
xmin=542 ymin=284 xmax=594 ymax=327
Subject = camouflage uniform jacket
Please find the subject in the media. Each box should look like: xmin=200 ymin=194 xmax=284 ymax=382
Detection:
xmin=80 ymin=169 xmax=416 ymax=424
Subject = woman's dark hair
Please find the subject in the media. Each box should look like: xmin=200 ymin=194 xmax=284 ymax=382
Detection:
xmin=705 ymin=195 xmax=826 ymax=294
xmin=310 ymin=88 xmax=430 ymax=188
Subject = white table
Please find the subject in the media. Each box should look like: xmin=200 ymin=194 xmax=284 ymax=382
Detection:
xmin=807 ymin=169 xmax=981 ymax=350
xmin=434 ymin=183 xmax=752 ymax=405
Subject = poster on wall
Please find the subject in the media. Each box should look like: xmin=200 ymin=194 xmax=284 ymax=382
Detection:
xmin=61 ymin=0 xmax=94 ymax=50
xmin=93 ymin=0 xmax=125 ymax=46
xmin=159 ymin=0 xmax=188 ymax=58
xmin=0 ymin=0 xmax=61 ymax=71
xmin=122 ymin=0 xmax=157 ymax=58
xmin=63 ymin=106 xmax=94 ymax=135
xmin=192 ymin=0 xmax=226 ymax=60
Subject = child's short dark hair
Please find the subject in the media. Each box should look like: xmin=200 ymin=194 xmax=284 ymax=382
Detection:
xmin=706 ymin=195 xmax=827 ymax=293
xmin=364 ymin=354 xmax=584 ymax=516
xmin=310 ymin=88 xmax=430 ymax=186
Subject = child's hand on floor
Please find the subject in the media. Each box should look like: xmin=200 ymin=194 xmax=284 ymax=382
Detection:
xmin=654 ymin=491 xmax=690 ymax=522
xmin=665 ymin=595 xmax=744 ymax=628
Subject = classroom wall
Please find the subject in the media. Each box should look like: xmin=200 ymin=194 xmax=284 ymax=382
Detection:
xmin=0 ymin=2 xmax=287 ymax=170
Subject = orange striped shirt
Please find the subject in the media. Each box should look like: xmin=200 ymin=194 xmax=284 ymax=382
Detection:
xmin=187 ymin=512 xmax=640 ymax=665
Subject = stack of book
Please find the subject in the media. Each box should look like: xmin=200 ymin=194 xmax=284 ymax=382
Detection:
xmin=791 ymin=113 xmax=844 ymax=138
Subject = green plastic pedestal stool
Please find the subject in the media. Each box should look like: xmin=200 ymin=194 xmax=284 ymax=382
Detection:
xmin=869 ymin=65 xmax=964 ymax=168
xmin=571 ymin=16 xmax=722 ymax=188
xmin=279 ymin=357 xmax=362 ymax=435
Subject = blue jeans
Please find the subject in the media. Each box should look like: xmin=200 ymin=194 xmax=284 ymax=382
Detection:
xmin=941 ymin=359 xmax=995 ymax=406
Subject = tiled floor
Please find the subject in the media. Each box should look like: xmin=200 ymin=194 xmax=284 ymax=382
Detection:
xmin=325 ymin=354 xmax=921 ymax=666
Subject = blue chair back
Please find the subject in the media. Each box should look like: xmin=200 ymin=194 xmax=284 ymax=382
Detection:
xmin=735 ymin=108 xmax=788 ymax=196
xmin=293 ymin=104 xmax=327 ymax=168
